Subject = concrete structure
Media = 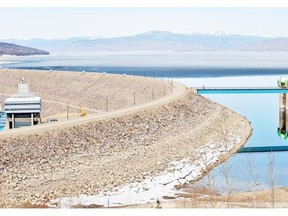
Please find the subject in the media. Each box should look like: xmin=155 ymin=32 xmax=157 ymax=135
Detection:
xmin=278 ymin=93 xmax=288 ymax=139
xmin=4 ymin=82 xmax=41 ymax=129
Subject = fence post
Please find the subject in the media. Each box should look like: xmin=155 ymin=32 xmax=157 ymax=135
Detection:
xmin=66 ymin=102 xmax=69 ymax=119
xmin=106 ymin=97 xmax=109 ymax=111
xmin=164 ymin=85 xmax=166 ymax=95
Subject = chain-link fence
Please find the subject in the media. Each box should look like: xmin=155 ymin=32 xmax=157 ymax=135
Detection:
xmin=0 ymin=69 xmax=176 ymax=120
xmin=41 ymin=79 xmax=175 ymax=120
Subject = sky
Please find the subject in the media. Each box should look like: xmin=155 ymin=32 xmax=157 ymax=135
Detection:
xmin=1 ymin=7 xmax=288 ymax=39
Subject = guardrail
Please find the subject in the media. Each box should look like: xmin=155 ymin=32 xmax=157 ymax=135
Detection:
xmin=195 ymin=87 xmax=288 ymax=94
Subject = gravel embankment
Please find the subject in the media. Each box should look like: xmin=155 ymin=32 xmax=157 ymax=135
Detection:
xmin=0 ymin=89 xmax=252 ymax=207
xmin=0 ymin=69 xmax=171 ymax=118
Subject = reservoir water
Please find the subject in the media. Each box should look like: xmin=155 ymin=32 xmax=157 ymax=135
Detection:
xmin=191 ymin=90 xmax=288 ymax=193
xmin=177 ymin=76 xmax=288 ymax=194
xmin=1 ymin=51 xmax=288 ymax=194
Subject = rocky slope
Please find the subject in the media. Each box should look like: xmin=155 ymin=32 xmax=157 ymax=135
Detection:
xmin=0 ymin=90 xmax=252 ymax=207
xmin=0 ymin=42 xmax=49 ymax=56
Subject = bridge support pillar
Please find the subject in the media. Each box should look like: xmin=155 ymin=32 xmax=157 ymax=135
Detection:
xmin=280 ymin=93 xmax=286 ymax=109
xmin=12 ymin=114 xmax=15 ymax=129
xmin=279 ymin=93 xmax=288 ymax=135
xmin=31 ymin=113 xmax=34 ymax=126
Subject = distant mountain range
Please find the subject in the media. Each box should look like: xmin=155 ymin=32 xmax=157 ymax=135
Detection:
xmin=0 ymin=42 xmax=49 ymax=56
xmin=2 ymin=31 xmax=288 ymax=53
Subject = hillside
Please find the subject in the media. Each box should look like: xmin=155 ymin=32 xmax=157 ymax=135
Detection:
xmin=59 ymin=32 xmax=264 ymax=52
xmin=0 ymin=42 xmax=49 ymax=56
xmin=236 ymin=37 xmax=288 ymax=51
xmin=2 ymin=31 xmax=270 ymax=52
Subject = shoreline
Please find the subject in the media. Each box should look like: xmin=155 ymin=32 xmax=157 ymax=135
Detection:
xmin=50 ymin=125 xmax=251 ymax=208
xmin=48 ymin=93 xmax=252 ymax=208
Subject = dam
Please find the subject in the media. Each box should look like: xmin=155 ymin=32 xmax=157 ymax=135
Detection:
xmin=0 ymin=69 xmax=252 ymax=207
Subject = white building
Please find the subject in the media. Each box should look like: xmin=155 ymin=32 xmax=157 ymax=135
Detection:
xmin=4 ymin=82 xmax=41 ymax=129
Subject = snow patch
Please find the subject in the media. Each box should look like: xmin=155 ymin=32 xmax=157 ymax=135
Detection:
xmin=47 ymin=138 xmax=239 ymax=208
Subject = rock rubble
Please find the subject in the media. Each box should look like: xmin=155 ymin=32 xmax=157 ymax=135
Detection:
xmin=0 ymin=90 xmax=251 ymax=207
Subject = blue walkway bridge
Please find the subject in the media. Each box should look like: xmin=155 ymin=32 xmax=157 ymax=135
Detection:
xmin=196 ymin=87 xmax=288 ymax=94
xmin=237 ymin=146 xmax=288 ymax=153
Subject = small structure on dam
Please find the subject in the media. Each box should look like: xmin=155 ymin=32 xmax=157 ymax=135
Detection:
xmin=4 ymin=81 xmax=41 ymax=129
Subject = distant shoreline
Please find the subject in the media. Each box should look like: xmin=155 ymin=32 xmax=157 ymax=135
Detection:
xmin=2 ymin=50 xmax=288 ymax=78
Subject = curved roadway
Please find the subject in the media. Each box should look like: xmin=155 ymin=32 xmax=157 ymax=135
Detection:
xmin=0 ymin=82 xmax=188 ymax=139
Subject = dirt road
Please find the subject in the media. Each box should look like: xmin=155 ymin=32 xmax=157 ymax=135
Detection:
xmin=0 ymin=80 xmax=187 ymax=139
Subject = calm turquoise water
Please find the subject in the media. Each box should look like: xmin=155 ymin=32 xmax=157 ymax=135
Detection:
xmin=192 ymin=92 xmax=288 ymax=193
